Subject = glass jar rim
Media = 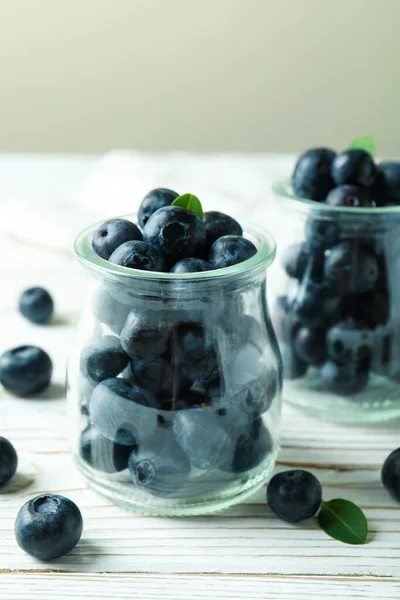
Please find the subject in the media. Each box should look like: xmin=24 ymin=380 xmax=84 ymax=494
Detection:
xmin=74 ymin=213 xmax=276 ymax=281
xmin=273 ymin=180 xmax=400 ymax=216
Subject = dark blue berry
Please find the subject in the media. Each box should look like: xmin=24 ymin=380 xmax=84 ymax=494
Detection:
xmin=325 ymin=184 xmax=373 ymax=208
xmin=203 ymin=211 xmax=243 ymax=247
xmin=331 ymin=149 xmax=377 ymax=187
xmin=92 ymin=218 xmax=142 ymax=260
xmin=171 ymin=322 xmax=221 ymax=383
xmin=19 ymin=287 xmax=54 ymax=324
xmin=15 ymin=494 xmax=83 ymax=560
xmin=80 ymin=424 xmax=134 ymax=473
xmin=221 ymin=419 xmax=272 ymax=474
xmin=142 ymin=206 xmax=206 ymax=267
xmin=320 ymin=359 xmax=369 ymax=395
xmin=293 ymin=326 xmax=326 ymax=366
xmin=326 ymin=319 xmax=372 ymax=365
xmin=0 ymin=346 xmax=52 ymax=397
xmin=305 ymin=216 xmax=340 ymax=250
xmin=81 ymin=336 xmax=129 ymax=383
xmin=292 ymin=147 xmax=336 ymax=201
xmin=267 ymin=470 xmax=322 ymax=523
xmin=0 ymin=437 xmax=18 ymax=487
xmin=281 ymin=242 xmax=309 ymax=280
xmin=209 ymin=235 xmax=257 ymax=269
xmin=375 ymin=162 xmax=400 ymax=205
xmin=346 ymin=291 xmax=389 ymax=329
xmin=382 ymin=448 xmax=400 ymax=502
xmin=121 ymin=311 xmax=171 ymax=361
xmin=292 ymin=278 xmax=343 ymax=328
xmin=92 ymin=287 xmax=130 ymax=335
xmin=108 ymin=240 xmax=165 ymax=272
xmin=127 ymin=357 xmax=192 ymax=398
xmin=324 ymin=242 xmax=379 ymax=295
xmin=138 ymin=188 xmax=179 ymax=228
xmin=170 ymin=258 xmax=212 ymax=273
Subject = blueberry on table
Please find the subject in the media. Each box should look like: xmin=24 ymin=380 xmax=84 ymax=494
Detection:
xmin=382 ymin=448 xmax=400 ymax=502
xmin=281 ymin=242 xmax=309 ymax=280
xmin=375 ymin=161 xmax=400 ymax=205
xmin=209 ymin=235 xmax=257 ymax=269
xmin=138 ymin=188 xmax=179 ymax=228
xmin=203 ymin=211 xmax=243 ymax=247
xmin=320 ymin=359 xmax=369 ymax=396
xmin=267 ymin=470 xmax=322 ymax=523
xmin=80 ymin=424 xmax=134 ymax=473
xmin=108 ymin=241 xmax=165 ymax=272
xmin=92 ymin=218 xmax=142 ymax=260
xmin=15 ymin=494 xmax=83 ymax=560
xmin=170 ymin=257 xmax=212 ymax=273
xmin=121 ymin=311 xmax=171 ymax=361
xmin=92 ymin=287 xmax=131 ymax=335
xmin=0 ymin=437 xmax=18 ymax=487
xmin=142 ymin=206 xmax=206 ymax=267
xmin=324 ymin=242 xmax=379 ymax=295
xmin=325 ymin=184 xmax=373 ymax=208
xmin=0 ymin=346 xmax=52 ymax=397
xmin=292 ymin=147 xmax=336 ymax=201
xmin=128 ymin=357 xmax=192 ymax=398
xmin=19 ymin=287 xmax=54 ymax=324
xmin=293 ymin=326 xmax=327 ymax=366
xmin=331 ymin=149 xmax=377 ymax=187
xmin=221 ymin=419 xmax=273 ymax=474
xmin=81 ymin=336 xmax=129 ymax=383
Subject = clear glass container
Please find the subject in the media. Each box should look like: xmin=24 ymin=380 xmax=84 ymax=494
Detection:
xmin=68 ymin=216 xmax=281 ymax=515
xmin=272 ymin=181 xmax=400 ymax=423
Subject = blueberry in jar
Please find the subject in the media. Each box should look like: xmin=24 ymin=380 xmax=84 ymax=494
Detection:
xmin=19 ymin=287 xmax=54 ymax=324
xmin=344 ymin=291 xmax=389 ymax=329
xmin=293 ymin=326 xmax=327 ymax=366
xmin=92 ymin=218 xmax=142 ymax=260
xmin=324 ymin=242 xmax=379 ymax=295
xmin=0 ymin=346 xmax=52 ymax=397
xmin=326 ymin=318 xmax=372 ymax=365
xmin=170 ymin=257 xmax=212 ymax=273
xmin=170 ymin=322 xmax=222 ymax=383
xmin=121 ymin=311 xmax=171 ymax=361
xmin=128 ymin=357 xmax=192 ymax=398
xmin=320 ymin=359 xmax=369 ymax=396
xmin=138 ymin=188 xmax=179 ymax=228
xmin=292 ymin=277 xmax=343 ymax=328
xmin=15 ymin=494 xmax=83 ymax=560
xmin=267 ymin=470 xmax=322 ymax=523
xmin=292 ymin=147 xmax=336 ymax=201
xmin=80 ymin=336 xmax=129 ymax=383
xmin=305 ymin=215 xmax=340 ymax=250
xmin=209 ymin=235 xmax=257 ymax=269
xmin=203 ymin=211 xmax=243 ymax=247
xmin=375 ymin=162 xmax=400 ymax=205
xmin=92 ymin=287 xmax=131 ymax=335
xmin=80 ymin=424 xmax=135 ymax=473
xmin=221 ymin=418 xmax=273 ymax=474
xmin=108 ymin=240 xmax=165 ymax=272
xmin=281 ymin=242 xmax=309 ymax=280
xmin=382 ymin=448 xmax=400 ymax=502
xmin=331 ymin=149 xmax=377 ymax=187
xmin=0 ymin=436 xmax=18 ymax=487
xmin=325 ymin=184 xmax=373 ymax=208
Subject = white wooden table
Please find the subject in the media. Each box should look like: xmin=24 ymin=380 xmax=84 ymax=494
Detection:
xmin=0 ymin=152 xmax=399 ymax=599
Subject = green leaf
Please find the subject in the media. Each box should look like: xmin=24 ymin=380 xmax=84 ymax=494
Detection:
xmin=172 ymin=193 xmax=204 ymax=219
xmin=348 ymin=135 xmax=375 ymax=156
xmin=318 ymin=499 xmax=368 ymax=545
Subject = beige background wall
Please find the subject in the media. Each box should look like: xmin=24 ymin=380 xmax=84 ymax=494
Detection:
xmin=0 ymin=0 xmax=398 ymax=154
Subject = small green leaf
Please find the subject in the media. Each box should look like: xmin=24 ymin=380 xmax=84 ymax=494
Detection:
xmin=172 ymin=193 xmax=204 ymax=219
xmin=318 ymin=499 xmax=368 ymax=545
xmin=348 ymin=135 xmax=375 ymax=157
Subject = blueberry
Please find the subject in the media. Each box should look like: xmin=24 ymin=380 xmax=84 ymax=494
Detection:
xmin=280 ymin=342 xmax=308 ymax=379
xmin=326 ymin=318 xmax=372 ymax=365
xmin=344 ymin=291 xmax=389 ymax=329
xmin=325 ymin=184 xmax=373 ymax=208
xmin=127 ymin=357 xmax=191 ymax=398
xmin=331 ymin=149 xmax=377 ymax=187
xmin=19 ymin=287 xmax=54 ymax=324
xmin=375 ymin=162 xmax=400 ymax=205
xmin=293 ymin=326 xmax=326 ymax=366
xmin=173 ymin=407 xmax=231 ymax=470
xmin=203 ymin=211 xmax=243 ymax=247
xmin=170 ymin=258 xmax=212 ymax=273
xmin=81 ymin=336 xmax=129 ymax=383
xmin=15 ymin=494 xmax=83 ymax=560
xmin=142 ymin=206 xmax=206 ymax=267
xmin=221 ymin=419 xmax=273 ymax=474
xmin=281 ymin=242 xmax=309 ymax=280
xmin=108 ymin=241 xmax=165 ymax=272
xmin=382 ymin=448 xmax=400 ymax=502
xmin=138 ymin=188 xmax=179 ymax=228
xmin=0 ymin=346 xmax=52 ymax=397
xmin=209 ymin=235 xmax=257 ymax=269
xmin=92 ymin=287 xmax=131 ymax=335
xmin=292 ymin=147 xmax=336 ymax=201
xmin=128 ymin=430 xmax=190 ymax=496
xmin=92 ymin=218 xmax=142 ymax=260
xmin=171 ymin=322 xmax=221 ymax=383
xmin=292 ymin=278 xmax=343 ymax=328
xmin=320 ymin=359 xmax=369 ymax=395
xmin=324 ymin=242 xmax=379 ymax=295
xmin=267 ymin=470 xmax=322 ymax=523
xmin=121 ymin=311 xmax=171 ymax=361
xmin=80 ymin=424 xmax=134 ymax=473
xmin=305 ymin=216 xmax=340 ymax=250
xmin=0 ymin=437 xmax=18 ymax=487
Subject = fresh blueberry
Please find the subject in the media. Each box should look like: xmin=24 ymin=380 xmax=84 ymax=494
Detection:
xmin=281 ymin=242 xmax=309 ymax=280
xmin=320 ymin=359 xmax=369 ymax=395
xmin=344 ymin=291 xmax=389 ymax=329
xmin=382 ymin=448 xmax=400 ymax=502
xmin=0 ymin=437 xmax=18 ymax=487
xmin=19 ymin=287 xmax=54 ymax=324
xmin=324 ymin=242 xmax=379 ymax=295
xmin=221 ymin=419 xmax=273 ymax=474
xmin=292 ymin=147 xmax=336 ymax=201
xmin=0 ymin=346 xmax=52 ymax=397
xmin=209 ymin=235 xmax=257 ymax=269
xmin=81 ymin=336 xmax=129 ymax=383
xmin=280 ymin=342 xmax=308 ymax=379
xmin=305 ymin=215 xmax=340 ymax=250
xmin=170 ymin=322 xmax=221 ymax=383
xmin=80 ymin=424 xmax=134 ymax=473
xmin=331 ymin=149 xmax=377 ymax=187
xmin=92 ymin=218 xmax=142 ymax=260
xmin=138 ymin=188 xmax=179 ymax=228
xmin=203 ymin=211 xmax=243 ymax=247
xmin=142 ymin=206 xmax=206 ymax=267
xmin=127 ymin=357 xmax=192 ymax=398
xmin=108 ymin=240 xmax=165 ymax=272
xmin=325 ymin=184 xmax=373 ymax=208
xmin=121 ymin=311 xmax=171 ymax=361
xmin=292 ymin=278 xmax=343 ymax=328
xmin=128 ymin=430 xmax=190 ymax=496
xmin=267 ymin=470 xmax=322 ymax=523
xmin=15 ymin=494 xmax=83 ymax=560
xmin=92 ymin=287 xmax=131 ymax=335
xmin=326 ymin=318 xmax=372 ymax=365
xmin=293 ymin=326 xmax=326 ymax=366
xmin=170 ymin=258 xmax=212 ymax=273
xmin=375 ymin=162 xmax=400 ymax=205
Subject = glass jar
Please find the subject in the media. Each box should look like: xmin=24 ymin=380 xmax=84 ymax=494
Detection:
xmin=272 ymin=181 xmax=400 ymax=423
xmin=68 ymin=216 xmax=281 ymax=515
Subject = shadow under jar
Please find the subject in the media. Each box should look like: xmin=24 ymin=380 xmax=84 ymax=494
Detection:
xmin=272 ymin=181 xmax=400 ymax=424
xmin=68 ymin=216 xmax=281 ymax=515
